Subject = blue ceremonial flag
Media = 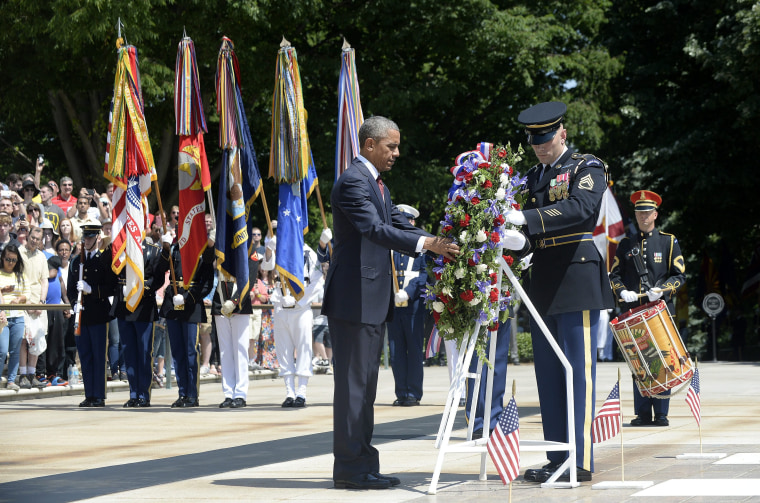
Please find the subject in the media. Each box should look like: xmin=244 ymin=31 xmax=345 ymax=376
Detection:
xmin=276 ymin=159 xmax=317 ymax=300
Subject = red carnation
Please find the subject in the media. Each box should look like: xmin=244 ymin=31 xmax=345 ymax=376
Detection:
xmin=511 ymin=203 xmax=521 ymax=210
xmin=489 ymin=289 xmax=499 ymax=302
xmin=459 ymin=214 xmax=471 ymax=227
xmin=508 ymin=166 xmax=514 ymax=176
xmin=439 ymin=294 xmax=450 ymax=305
xmin=478 ymin=162 xmax=490 ymax=170
xmin=456 ymin=195 xmax=464 ymax=202
xmin=459 ymin=290 xmax=475 ymax=302
xmin=482 ymin=180 xmax=492 ymax=189
xmin=493 ymin=214 xmax=505 ymax=226
xmin=497 ymin=149 xmax=507 ymax=159
xmin=490 ymin=272 xmax=498 ymax=284
xmin=464 ymin=172 xmax=474 ymax=183
xmin=435 ymin=272 xmax=442 ymax=280
xmin=471 ymin=197 xmax=481 ymax=205
xmin=433 ymin=311 xmax=441 ymax=323
xmin=491 ymin=231 xmax=500 ymax=243
xmin=502 ymin=254 xmax=514 ymax=266
xmin=442 ymin=225 xmax=453 ymax=234
xmin=468 ymin=257 xmax=477 ymax=266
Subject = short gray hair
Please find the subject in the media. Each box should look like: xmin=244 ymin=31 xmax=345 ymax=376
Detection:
xmin=359 ymin=116 xmax=399 ymax=147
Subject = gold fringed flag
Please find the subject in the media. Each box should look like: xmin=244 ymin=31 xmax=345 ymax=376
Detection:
xmin=175 ymin=35 xmax=211 ymax=287
xmin=104 ymin=41 xmax=156 ymax=312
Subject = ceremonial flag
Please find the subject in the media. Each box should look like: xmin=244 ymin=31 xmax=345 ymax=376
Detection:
xmin=335 ymin=41 xmax=364 ymax=180
xmin=685 ymin=368 xmax=701 ymax=425
xmin=104 ymin=41 xmax=156 ymax=312
xmin=426 ymin=327 xmax=441 ymax=359
xmin=487 ymin=396 xmax=520 ymax=484
xmin=593 ymin=187 xmax=626 ymax=272
xmin=215 ymin=37 xmax=263 ymax=307
xmin=592 ymin=382 xmax=621 ymax=443
xmin=175 ymin=35 xmax=211 ymax=287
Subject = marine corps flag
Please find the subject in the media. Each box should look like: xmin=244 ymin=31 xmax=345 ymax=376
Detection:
xmin=104 ymin=40 xmax=156 ymax=312
xmin=215 ymin=37 xmax=263 ymax=307
xmin=175 ymin=35 xmax=211 ymax=287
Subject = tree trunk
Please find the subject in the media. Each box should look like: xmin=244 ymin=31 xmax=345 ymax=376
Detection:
xmin=48 ymin=90 xmax=86 ymax=189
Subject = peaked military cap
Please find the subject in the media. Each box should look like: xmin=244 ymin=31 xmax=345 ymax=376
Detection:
xmin=81 ymin=221 xmax=102 ymax=237
xmin=517 ymin=101 xmax=567 ymax=145
xmin=630 ymin=190 xmax=662 ymax=211
xmin=396 ymin=204 xmax=419 ymax=220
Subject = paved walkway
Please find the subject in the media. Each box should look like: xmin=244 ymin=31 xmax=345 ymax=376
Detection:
xmin=0 ymin=361 xmax=759 ymax=502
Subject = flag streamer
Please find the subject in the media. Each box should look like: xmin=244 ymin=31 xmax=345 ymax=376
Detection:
xmin=104 ymin=44 xmax=156 ymax=312
xmin=335 ymin=45 xmax=364 ymax=180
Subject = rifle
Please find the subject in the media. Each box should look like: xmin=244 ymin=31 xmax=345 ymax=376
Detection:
xmin=73 ymin=237 xmax=85 ymax=336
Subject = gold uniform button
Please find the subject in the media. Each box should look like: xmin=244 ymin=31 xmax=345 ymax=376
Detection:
xmin=581 ymin=257 xmax=585 ymax=261
xmin=531 ymin=198 xmax=536 ymax=203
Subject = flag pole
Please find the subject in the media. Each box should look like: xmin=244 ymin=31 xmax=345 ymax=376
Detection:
xmin=314 ymin=179 xmax=333 ymax=254
xmin=619 ymin=367 xmax=625 ymax=482
xmin=696 ymin=358 xmax=703 ymax=454
xmin=509 ymin=379 xmax=516 ymax=503
xmin=152 ymin=179 xmax=180 ymax=299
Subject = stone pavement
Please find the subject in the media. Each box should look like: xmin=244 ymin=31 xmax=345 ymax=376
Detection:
xmin=0 ymin=361 xmax=759 ymax=502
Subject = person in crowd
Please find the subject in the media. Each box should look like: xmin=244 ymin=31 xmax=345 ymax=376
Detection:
xmin=253 ymin=268 xmax=277 ymax=370
xmin=39 ymin=184 xmax=64 ymax=233
xmin=312 ymin=263 xmax=332 ymax=375
xmin=213 ymin=256 xmax=258 ymax=409
xmin=250 ymin=226 xmax=265 ymax=260
xmin=41 ymin=255 xmax=69 ymax=385
xmin=609 ymin=190 xmax=686 ymax=427
xmin=9 ymin=193 xmax=27 ymax=226
xmin=58 ymin=218 xmax=78 ymax=246
xmin=0 ymin=197 xmax=14 ymax=221
xmin=159 ymin=235 xmax=215 ymax=408
xmin=247 ymin=259 xmax=270 ymax=370
xmin=262 ymin=239 xmax=323 ymax=407
xmin=55 ymin=238 xmax=77 ymax=372
xmin=504 ymin=101 xmax=615 ymax=483
xmin=108 ymin=230 xmax=170 ymax=407
xmin=0 ymin=213 xmax=20 ymax=253
xmin=387 ymin=204 xmax=429 ymax=407
xmin=40 ymin=220 xmax=57 ymax=257
xmin=322 ymin=116 xmax=457 ymax=490
xmin=70 ymin=195 xmax=95 ymax=238
xmin=19 ymin=180 xmax=40 ymax=211
xmin=67 ymin=222 xmax=114 ymax=407
xmin=25 ymin=203 xmax=42 ymax=228
xmin=17 ymin=227 xmax=48 ymax=389
xmin=14 ymin=220 xmax=29 ymax=247
xmin=5 ymin=174 xmax=23 ymax=193
xmin=199 ymin=265 xmax=219 ymax=376
xmin=0 ymin=244 xmax=29 ymax=391
xmin=47 ymin=180 xmax=60 ymax=200
xmin=52 ymin=176 xmax=76 ymax=215
xmin=169 ymin=205 xmax=180 ymax=232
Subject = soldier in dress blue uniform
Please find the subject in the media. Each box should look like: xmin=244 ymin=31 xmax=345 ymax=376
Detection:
xmin=387 ymin=204 xmax=428 ymax=406
xmin=159 ymin=238 xmax=215 ymax=408
xmin=609 ymin=190 xmax=685 ymax=427
xmin=503 ymin=101 xmax=615 ymax=482
xmin=68 ymin=222 xmax=114 ymax=407
xmin=107 ymin=233 xmax=171 ymax=408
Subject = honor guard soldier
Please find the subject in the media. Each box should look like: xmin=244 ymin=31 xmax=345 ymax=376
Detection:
xmin=68 ymin=222 xmax=114 ymax=407
xmin=159 ymin=238 xmax=215 ymax=408
xmin=107 ymin=233 xmax=171 ymax=408
xmin=388 ymin=204 xmax=428 ymax=406
xmin=503 ymin=101 xmax=615 ymax=482
xmin=609 ymin=190 xmax=685 ymax=426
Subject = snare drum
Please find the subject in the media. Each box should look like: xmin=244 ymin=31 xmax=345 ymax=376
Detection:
xmin=610 ymin=300 xmax=693 ymax=397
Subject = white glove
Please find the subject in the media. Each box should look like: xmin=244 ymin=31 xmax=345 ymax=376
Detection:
xmin=502 ymin=229 xmax=527 ymax=251
xmin=162 ymin=232 xmax=173 ymax=245
xmin=647 ymin=288 xmax=664 ymax=302
xmin=122 ymin=285 xmax=128 ymax=297
xmin=505 ymin=209 xmax=527 ymax=226
xmin=73 ymin=303 xmax=81 ymax=315
xmin=266 ymin=235 xmax=277 ymax=251
xmin=271 ymin=220 xmax=277 ymax=229
xmin=173 ymin=294 xmax=185 ymax=307
xmin=620 ymin=290 xmax=639 ymax=303
xmin=77 ymin=280 xmax=92 ymax=295
xmin=320 ymin=228 xmax=333 ymax=246
xmin=282 ymin=295 xmax=296 ymax=308
xmin=221 ymin=300 xmax=235 ymax=317
xmin=395 ymin=290 xmax=409 ymax=304
xmin=520 ymin=253 xmax=533 ymax=270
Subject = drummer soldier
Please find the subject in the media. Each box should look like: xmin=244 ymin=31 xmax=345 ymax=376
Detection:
xmin=609 ymin=190 xmax=685 ymax=426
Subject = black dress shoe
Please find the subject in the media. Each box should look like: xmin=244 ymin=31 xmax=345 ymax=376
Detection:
xmin=281 ymin=397 xmax=295 ymax=408
xmin=524 ymin=462 xmax=561 ymax=482
xmin=630 ymin=416 xmax=653 ymax=426
xmin=219 ymin=397 xmax=234 ymax=408
xmin=372 ymin=472 xmax=400 ymax=486
xmin=654 ymin=415 xmax=669 ymax=426
xmin=334 ymin=473 xmax=391 ymax=490
xmin=79 ymin=398 xmax=93 ymax=408
xmin=136 ymin=398 xmax=151 ymax=407
xmin=123 ymin=398 xmax=138 ymax=408
xmin=90 ymin=398 xmax=106 ymax=407
xmin=557 ymin=467 xmax=592 ymax=482
xmin=402 ymin=397 xmax=420 ymax=406
xmin=471 ymin=428 xmax=483 ymax=440
xmin=293 ymin=396 xmax=306 ymax=408
xmin=231 ymin=398 xmax=246 ymax=408
xmin=392 ymin=398 xmax=405 ymax=406
xmin=182 ymin=397 xmax=199 ymax=408
xmin=172 ymin=396 xmax=188 ymax=408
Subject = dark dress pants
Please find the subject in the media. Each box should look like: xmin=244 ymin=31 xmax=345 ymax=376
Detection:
xmin=76 ymin=323 xmax=108 ymax=399
xmin=119 ymin=320 xmax=155 ymax=400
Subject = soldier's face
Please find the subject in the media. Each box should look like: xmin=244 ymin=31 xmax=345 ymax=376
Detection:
xmin=635 ymin=209 xmax=657 ymax=232
xmin=530 ymin=125 xmax=566 ymax=166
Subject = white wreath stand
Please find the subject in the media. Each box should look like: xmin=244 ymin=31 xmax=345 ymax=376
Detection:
xmin=428 ymin=255 xmax=579 ymax=494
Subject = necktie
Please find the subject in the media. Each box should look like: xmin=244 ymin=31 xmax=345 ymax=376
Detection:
xmin=376 ymin=176 xmax=385 ymax=201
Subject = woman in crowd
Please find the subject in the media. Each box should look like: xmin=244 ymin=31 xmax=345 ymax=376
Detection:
xmin=25 ymin=204 xmax=41 ymax=228
xmin=58 ymin=218 xmax=78 ymax=247
xmin=253 ymin=268 xmax=277 ymax=370
xmin=0 ymin=244 xmax=29 ymax=391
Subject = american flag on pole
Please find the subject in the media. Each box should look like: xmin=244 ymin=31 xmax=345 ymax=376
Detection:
xmin=685 ymin=368 xmax=701 ymax=425
xmin=425 ymin=327 xmax=441 ymax=359
xmin=487 ymin=396 xmax=520 ymax=484
xmin=592 ymin=381 xmax=621 ymax=443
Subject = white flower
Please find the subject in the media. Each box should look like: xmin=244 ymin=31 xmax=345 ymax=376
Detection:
xmin=454 ymin=268 xmax=466 ymax=279
xmin=432 ymin=301 xmax=445 ymax=313
xmin=496 ymin=188 xmax=506 ymax=200
xmin=476 ymin=263 xmax=487 ymax=273
xmin=445 ymin=327 xmax=455 ymax=334
xmin=469 ymin=297 xmax=480 ymax=306
xmin=476 ymin=229 xmax=488 ymax=242
xmin=500 ymin=172 xmax=509 ymax=185
xmin=459 ymin=231 xmax=468 ymax=242
xmin=442 ymin=286 xmax=452 ymax=297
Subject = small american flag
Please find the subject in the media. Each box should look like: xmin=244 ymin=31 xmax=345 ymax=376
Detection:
xmin=487 ymin=396 xmax=520 ymax=484
xmin=685 ymin=368 xmax=701 ymax=425
xmin=425 ymin=327 xmax=441 ymax=359
xmin=592 ymin=382 xmax=621 ymax=443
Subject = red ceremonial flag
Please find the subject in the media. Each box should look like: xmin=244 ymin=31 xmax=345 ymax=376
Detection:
xmin=685 ymin=368 xmax=701 ymax=425
xmin=487 ymin=396 xmax=520 ymax=484
xmin=175 ymin=36 xmax=211 ymax=287
xmin=592 ymin=382 xmax=621 ymax=443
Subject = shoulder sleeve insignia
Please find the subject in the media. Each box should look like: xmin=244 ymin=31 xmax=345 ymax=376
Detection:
xmin=578 ymin=173 xmax=595 ymax=191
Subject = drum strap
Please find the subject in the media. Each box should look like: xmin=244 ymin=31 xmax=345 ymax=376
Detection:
xmin=629 ymin=245 xmax=652 ymax=290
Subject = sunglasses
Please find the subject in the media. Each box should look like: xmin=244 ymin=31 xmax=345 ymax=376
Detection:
xmin=3 ymin=257 xmax=17 ymax=264
xmin=252 ymin=233 xmax=261 ymax=236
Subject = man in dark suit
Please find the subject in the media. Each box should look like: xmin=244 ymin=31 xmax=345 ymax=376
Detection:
xmin=322 ymin=116 xmax=458 ymax=490
xmin=504 ymin=101 xmax=615 ymax=483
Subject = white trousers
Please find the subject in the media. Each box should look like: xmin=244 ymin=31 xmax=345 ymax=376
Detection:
xmin=215 ymin=314 xmax=250 ymax=399
xmin=273 ymin=307 xmax=313 ymax=378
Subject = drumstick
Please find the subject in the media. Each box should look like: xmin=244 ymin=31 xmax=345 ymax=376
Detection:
xmin=621 ymin=287 xmax=664 ymax=302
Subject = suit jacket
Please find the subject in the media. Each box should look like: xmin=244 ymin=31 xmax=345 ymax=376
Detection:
xmin=522 ymin=148 xmax=615 ymax=315
xmin=322 ymin=158 xmax=430 ymax=325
